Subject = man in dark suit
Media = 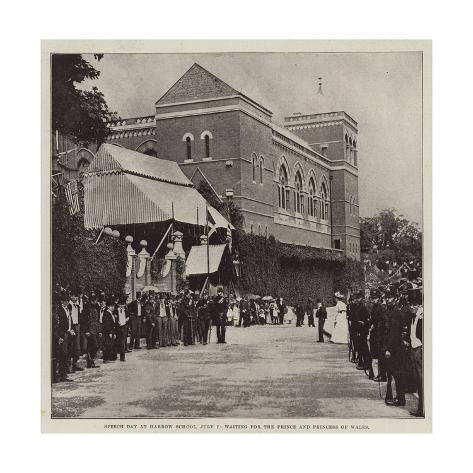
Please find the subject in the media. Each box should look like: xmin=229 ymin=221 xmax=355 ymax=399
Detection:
xmin=409 ymin=287 xmax=423 ymax=417
xmin=178 ymin=292 xmax=191 ymax=346
xmin=306 ymin=298 xmax=315 ymax=327
xmin=383 ymin=288 xmax=411 ymax=406
xmin=277 ymin=297 xmax=286 ymax=325
xmin=80 ymin=292 xmax=101 ymax=368
xmin=369 ymin=290 xmax=388 ymax=382
xmin=315 ymin=298 xmax=329 ymax=342
xmin=144 ymin=295 xmax=157 ymax=349
xmin=214 ymin=287 xmax=228 ymax=343
xmin=101 ymin=298 xmax=117 ymax=363
xmin=239 ymin=297 xmax=248 ymax=327
xmin=127 ymin=291 xmax=143 ymax=351
xmin=54 ymin=292 xmax=73 ymax=382
xmin=295 ymin=303 xmax=305 ymax=327
xmin=197 ymin=292 xmax=213 ymax=345
xmin=68 ymin=293 xmax=84 ymax=372
xmin=355 ymin=292 xmax=373 ymax=376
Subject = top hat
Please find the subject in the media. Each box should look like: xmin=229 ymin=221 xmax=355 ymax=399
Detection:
xmin=106 ymin=297 xmax=116 ymax=307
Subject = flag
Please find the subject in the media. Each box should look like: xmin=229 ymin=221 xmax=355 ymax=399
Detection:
xmin=65 ymin=180 xmax=80 ymax=215
xmin=207 ymin=208 xmax=217 ymax=238
xmin=226 ymin=224 xmax=232 ymax=252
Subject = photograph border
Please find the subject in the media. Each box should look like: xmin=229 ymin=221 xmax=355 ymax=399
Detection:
xmin=41 ymin=39 xmax=432 ymax=433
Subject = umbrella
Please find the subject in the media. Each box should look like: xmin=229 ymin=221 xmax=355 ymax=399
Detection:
xmin=262 ymin=296 xmax=273 ymax=301
xmin=142 ymin=285 xmax=160 ymax=292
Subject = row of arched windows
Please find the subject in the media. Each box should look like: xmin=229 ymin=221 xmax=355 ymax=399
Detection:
xmin=251 ymin=154 xmax=265 ymax=183
xmin=182 ymin=131 xmax=212 ymax=161
xmin=345 ymin=133 xmax=358 ymax=166
xmin=277 ymin=163 xmax=329 ymax=221
xmin=249 ymin=222 xmax=269 ymax=237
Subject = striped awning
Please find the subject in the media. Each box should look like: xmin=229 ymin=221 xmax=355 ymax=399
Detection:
xmin=83 ymin=144 xmax=234 ymax=230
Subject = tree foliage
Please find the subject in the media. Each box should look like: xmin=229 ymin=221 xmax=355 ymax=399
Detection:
xmin=52 ymin=183 xmax=127 ymax=298
xmin=360 ymin=208 xmax=422 ymax=271
xmin=52 ymin=54 xmax=117 ymax=146
xmin=235 ymin=233 xmax=364 ymax=305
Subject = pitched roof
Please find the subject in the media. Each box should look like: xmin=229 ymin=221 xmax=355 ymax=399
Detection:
xmin=83 ymin=144 xmax=234 ymax=231
xmin=155 ymin=63 xmax=272 ymax=115
xmin=156 ymin=63 xmax=239 ymax=106
xmin=86 ymin=143 xmax=192 ymax=187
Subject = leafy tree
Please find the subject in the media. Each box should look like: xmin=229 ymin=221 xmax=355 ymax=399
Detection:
xmin=360 ymin=208 xmax=422 ymax=271
xmin=52 ymin=54 xmax=117 ymax=146
xmin=52 ymin=182 xmax=127 ymax=298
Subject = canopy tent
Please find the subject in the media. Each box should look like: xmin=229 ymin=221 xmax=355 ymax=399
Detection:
xmin=185 ymin=244 xmax=228 ymax=276
xmin=82 ymin=144 xmax=233 ymax=231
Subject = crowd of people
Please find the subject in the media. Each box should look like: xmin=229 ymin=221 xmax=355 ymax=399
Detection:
xmin=333 ymin=280 xmax=424 ymax=418
xmin=222 ymin=295 xmax=328 ymax=328
xmin=52 ymin=280 xmax=423 ymax=418
xmin=52 ymin=286 xmax=229 ymax=384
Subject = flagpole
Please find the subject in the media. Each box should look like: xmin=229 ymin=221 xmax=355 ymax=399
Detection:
xmin=206 ymin=203 xmax=210 ymax=293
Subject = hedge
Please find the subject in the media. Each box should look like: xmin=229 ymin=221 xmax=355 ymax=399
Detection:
xmin=51 ymin=182 xmax=127 ymax=300
xmin=234 ymin=232 xmax=364 ymax=305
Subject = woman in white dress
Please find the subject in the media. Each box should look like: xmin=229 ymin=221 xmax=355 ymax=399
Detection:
xmin=330 ymin=292 xmax=349 ymax=344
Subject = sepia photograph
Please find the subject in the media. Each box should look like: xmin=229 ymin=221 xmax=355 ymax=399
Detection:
xmin=42 ymin=41 xmax=431 ymax=432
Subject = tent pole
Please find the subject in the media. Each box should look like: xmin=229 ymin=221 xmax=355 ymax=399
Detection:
xmin=150 ymin=223 xmax=173 ymax=260
xmin=200 ymin=276 xmax=209 ymax=298
xmin=206 ymin=204 xmax=210 ymax=293
xmin=94 ymin=227 xmax=104 ymax=245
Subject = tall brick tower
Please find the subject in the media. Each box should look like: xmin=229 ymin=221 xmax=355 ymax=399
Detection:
xmin=284 ymin=112 xmax=361 ymax=259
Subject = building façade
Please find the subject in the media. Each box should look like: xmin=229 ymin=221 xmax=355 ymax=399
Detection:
xmin=93 ymin=63 xmax=361 ymax=260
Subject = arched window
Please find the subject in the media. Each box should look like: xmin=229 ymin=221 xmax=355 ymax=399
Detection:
xmin=320 ymin=182 xmax=329 ymax=220
xmin=345 ymin=134 xmax=350 ymax=161
xmin=259 ymin=156 xmax=264 ymax=184
xmin=186 ymin=137 xmax=192 ymax=160
xmin=294 ymin=171 xmax=303 ymax=213
xmin=349 ymin=137 xmax=353 ymax=162
xmin=353 ymin=139 xmax=358 ymax=166
xmin=278 ymin=165 xmax=289 ymax=210
xmin=182 ymin=133 xmax=194 ymax=161
xmin=200 ymin=131 xmax=212 ymax=159
xmin=204 ymin=134 xmax=210 ymax=158
xmin=252 ymin=154 xmax=257 ymax=182
xmin=308 ymin=178 xmax=316 ymax=217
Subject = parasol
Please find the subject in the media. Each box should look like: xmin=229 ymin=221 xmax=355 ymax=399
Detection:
xmin=142 ymin=286 xmax=160 ymax=292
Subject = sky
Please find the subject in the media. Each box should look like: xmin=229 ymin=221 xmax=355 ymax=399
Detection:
xmin=82 ymin=52 xmax=423 ymax=226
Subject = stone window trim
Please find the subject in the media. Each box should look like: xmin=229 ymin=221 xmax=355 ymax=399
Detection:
xmin=182 ymin=132 xmax=194 ymax=142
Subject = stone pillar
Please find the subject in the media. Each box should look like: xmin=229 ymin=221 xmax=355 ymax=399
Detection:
xmin=137 ymin=240 xmax=150 ymax=289
xmin=125 ymin=235 xmax=136 ymax=301
xmin=130 ymin=254 xmax=137 ymax=300
xmin=165 ymin=242 xmax=178 ymax=294
xmin=172 ymin=231 xmax=185 ymax=259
